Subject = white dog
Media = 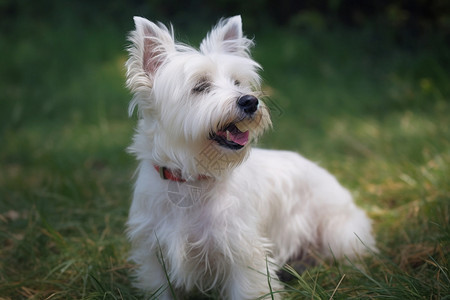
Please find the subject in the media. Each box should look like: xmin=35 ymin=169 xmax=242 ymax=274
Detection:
xmin=125 ymin=16 xmax=376 ymax=299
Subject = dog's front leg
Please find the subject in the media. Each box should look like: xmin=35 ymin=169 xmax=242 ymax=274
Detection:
xmin=224 ymin=253 xmax=283 ymax=300
xmin=131 ymin=250 xmax=181 ymax=300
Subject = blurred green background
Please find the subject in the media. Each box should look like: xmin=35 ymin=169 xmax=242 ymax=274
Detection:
xmin=1 ymin=0 xmax=449 ymax=299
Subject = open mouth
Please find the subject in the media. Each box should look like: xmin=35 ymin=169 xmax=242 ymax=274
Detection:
xmin=210 ymin=123 xmax=249 ymax=150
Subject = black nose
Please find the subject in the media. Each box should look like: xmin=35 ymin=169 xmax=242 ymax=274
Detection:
xmin=237 ymin=95 xmax=259 ymax=114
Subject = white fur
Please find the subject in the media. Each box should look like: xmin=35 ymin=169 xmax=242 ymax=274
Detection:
xmin=126 ymin=16 xmax=376 ymax=299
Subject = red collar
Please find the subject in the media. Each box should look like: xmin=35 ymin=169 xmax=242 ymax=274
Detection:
xmin=154 ymin=165 xmax=210 ymax=182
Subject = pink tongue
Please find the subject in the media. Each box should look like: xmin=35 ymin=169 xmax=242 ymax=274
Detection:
xmin=229 ymin=130 xmax=249 ymax=146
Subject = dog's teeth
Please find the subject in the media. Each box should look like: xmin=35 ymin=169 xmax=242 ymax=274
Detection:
xmin=226 ymin=130 xmax=231 ymax=141
xmin=235 ymin=122 xmax=248 ymax=132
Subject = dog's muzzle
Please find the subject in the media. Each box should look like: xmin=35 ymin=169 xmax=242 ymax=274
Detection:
xmin=208 ymin=95 xmax=260 ymax=151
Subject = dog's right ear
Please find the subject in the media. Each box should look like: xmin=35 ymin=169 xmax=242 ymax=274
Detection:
xmin=126 ymin=17 xmax=175 ymax=83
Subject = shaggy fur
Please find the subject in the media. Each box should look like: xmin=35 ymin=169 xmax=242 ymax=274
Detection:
xmin=125 ymin=15 xmax=376 ymax=299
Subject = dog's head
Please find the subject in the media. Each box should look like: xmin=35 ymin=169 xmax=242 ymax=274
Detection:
xmin=126 ymin=16 xmax=271 ymax=178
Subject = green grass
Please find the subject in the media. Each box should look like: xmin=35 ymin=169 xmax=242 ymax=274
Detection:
xmin=1 ymin=16 xmax=449 ymax=299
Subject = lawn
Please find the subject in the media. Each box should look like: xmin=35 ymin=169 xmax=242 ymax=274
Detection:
xmin=1 ymin=12 xmax=449 ymax=299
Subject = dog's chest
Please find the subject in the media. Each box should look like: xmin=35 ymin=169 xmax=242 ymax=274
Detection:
xmin=183 ymin=206 xmax=227 ymax=254
xmin=174 ymin=207 xmax=234 ymax=285
xmin=156 ymin=180 xmax=257 ymax=283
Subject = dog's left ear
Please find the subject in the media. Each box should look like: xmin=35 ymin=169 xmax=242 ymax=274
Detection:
xmin=200 ymin=15 xmax=253 ymax=56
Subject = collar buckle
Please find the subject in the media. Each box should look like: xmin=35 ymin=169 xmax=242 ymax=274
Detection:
xmin=158 ymin=166 xmax=167 ymax=180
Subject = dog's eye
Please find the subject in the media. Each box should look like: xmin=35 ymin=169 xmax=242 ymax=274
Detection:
xmin=234 ymin=80 xmax=241 ymax=86
xmin=192 ymin=80 xmax=211 ymax=94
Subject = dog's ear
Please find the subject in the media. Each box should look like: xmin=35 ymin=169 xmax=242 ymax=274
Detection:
xmin=127 ymin=17 xmax=175 ymax=80
xmin=200 ymin=15 xmax=253 ymax=56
